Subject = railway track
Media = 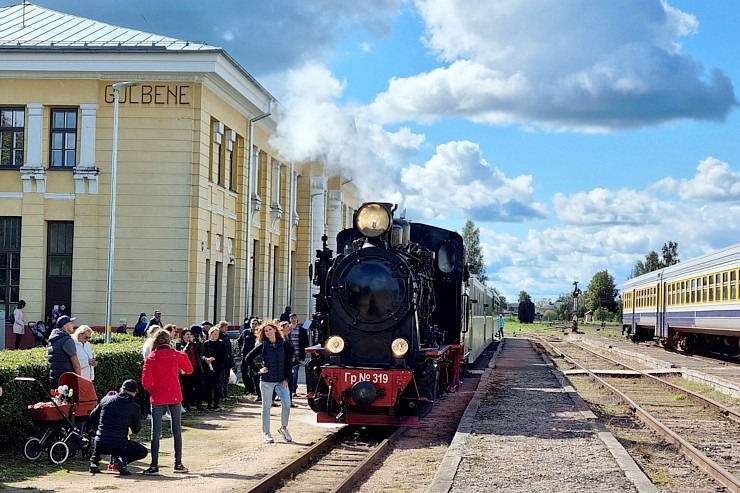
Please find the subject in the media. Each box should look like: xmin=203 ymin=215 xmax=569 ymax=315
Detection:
xmin=534 ymin=335 xmax=740 ymax=492
xmin=245 ymin=425 xmax=404 ymax=493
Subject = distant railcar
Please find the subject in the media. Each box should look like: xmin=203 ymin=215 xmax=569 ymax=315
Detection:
xmin=622 ymin=243 xmax=740 ymax=356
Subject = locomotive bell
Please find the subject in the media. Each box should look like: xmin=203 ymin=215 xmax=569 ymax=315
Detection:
xmin=351 ymin=381 xmax=378 ymax=405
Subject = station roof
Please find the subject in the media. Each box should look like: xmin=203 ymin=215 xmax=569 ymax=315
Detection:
xmin=0 ymin=2 xmax=216 ymax=52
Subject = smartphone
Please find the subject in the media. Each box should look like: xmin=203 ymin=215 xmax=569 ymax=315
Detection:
xmin=175 ymin=342 xmax=183 ymax=351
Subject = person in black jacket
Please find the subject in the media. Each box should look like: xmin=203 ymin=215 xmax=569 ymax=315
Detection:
xmin=244 ymin=320 xmax=294 ymax=443
xmin=237 ymin=317 xmax=258 ymax=395
xmin=87 ymin=379 xmax=148 ymax=475
xmin=216 ymin=321 xmax=235 ymax=398
xmin=203 ymin=326 xmax=228 ymax=411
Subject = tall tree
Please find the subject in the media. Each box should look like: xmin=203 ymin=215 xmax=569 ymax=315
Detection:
xmin=518 ymin=291 xmax=532 ymax=303
xmin=661 ymin=241 xmax=680 ymax=267
xmin=461 ymin=220 xmax=487 ymax=282
xmin=630 ymin=242 xmax=679 ymax=278
xmin=585 ymin=270 xmax=618 ymax=314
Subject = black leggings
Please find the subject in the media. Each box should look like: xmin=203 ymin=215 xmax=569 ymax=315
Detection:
xmin=14 ymin=333 xmax=22 ymax=350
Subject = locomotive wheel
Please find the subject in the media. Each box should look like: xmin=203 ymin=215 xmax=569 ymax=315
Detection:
xmin=49 ymin=440 xmax=70 ymax=465
xmin=23 ymin=437 xmax=43 ymax=461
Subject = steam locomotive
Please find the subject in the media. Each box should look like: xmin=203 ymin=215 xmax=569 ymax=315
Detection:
xmin=305 ymin=202 xmax=472 ymax=426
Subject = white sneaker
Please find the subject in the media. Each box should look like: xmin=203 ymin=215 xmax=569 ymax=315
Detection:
xmin=264 ymin=433 xmax=274 ymax=443
xmin=278 ymin=427 xmax=292 ymax=442
xmin=162 ymin=413 xmax=171 ymax=421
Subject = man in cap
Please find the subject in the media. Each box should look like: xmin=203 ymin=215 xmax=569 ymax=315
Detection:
xmin=148 ymin=309 xmax=162 ymax=328
xmin=88 ymin=379 xmax=148 ymax=475
xmin=47 ymin=315 xmax=81 ymax=388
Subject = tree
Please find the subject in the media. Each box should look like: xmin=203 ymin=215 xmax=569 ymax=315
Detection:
xmin=630 ymin=242 xmax=679 ymax=278
xmin=661 ymin=241 xmax=680 ymax=267
xmin=461 ymin=220 xmax=487 ymax=282
xmin=585 ymin=270 xmax=618 ymax=315
xmin=556 ymin=292 xmax=574 ymax=320
xmin=518 ymin=291 xmax=532 ymax=303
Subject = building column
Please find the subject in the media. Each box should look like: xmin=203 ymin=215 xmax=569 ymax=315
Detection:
xmin=308 ymin=176 xmax=327 ymax=311
xmin=19 ymin=103 xmax=46 ymax=193
xmin=326 ymin=190 xmax=344 ymax=253
xmin=73 ymin=104 xmax=100 ymax=194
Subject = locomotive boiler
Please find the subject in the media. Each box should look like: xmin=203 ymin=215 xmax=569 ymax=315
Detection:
xmin=305 ymin=202 xmax=470 ymax=426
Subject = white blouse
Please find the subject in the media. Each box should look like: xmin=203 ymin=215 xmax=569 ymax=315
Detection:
xmin=75 ymin=340 xmax=95 ymax=381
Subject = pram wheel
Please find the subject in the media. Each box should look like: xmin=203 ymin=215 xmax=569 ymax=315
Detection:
xmin=23 ymin=437 xmax=43 ymax=461
xmin=49 ymin=440 xmax=70 ymax=464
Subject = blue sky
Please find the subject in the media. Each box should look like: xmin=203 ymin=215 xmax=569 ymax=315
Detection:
xmin=4 ymin=0 xmax=739 ymax=303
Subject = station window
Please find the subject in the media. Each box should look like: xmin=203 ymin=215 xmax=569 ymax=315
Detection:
xmin=0 ymin=108 xmax=25 ymax=167
xmin=49 ymin=109 xmax=77 ymax=167
xmin=0 ymin=217 xmax=21 ymax=323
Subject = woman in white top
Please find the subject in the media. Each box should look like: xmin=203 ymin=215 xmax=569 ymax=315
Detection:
xmin=72 ymin=325 xmax=97 ymax=380
xmin=13 ymin=300 xmax=26 ymax=350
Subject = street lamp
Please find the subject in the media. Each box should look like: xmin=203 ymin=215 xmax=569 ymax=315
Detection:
xmin=104 ymin=81 xmax=138 ymax=343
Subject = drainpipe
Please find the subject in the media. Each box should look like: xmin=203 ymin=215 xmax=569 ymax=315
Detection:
xmin=287 ymin=160 xmax=295 ymax=309
xmin=245 ymin=100 xmax=272 ymax=317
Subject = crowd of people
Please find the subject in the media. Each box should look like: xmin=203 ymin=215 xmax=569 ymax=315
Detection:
xmin=14 ymin=304 xmax=311 ymax=476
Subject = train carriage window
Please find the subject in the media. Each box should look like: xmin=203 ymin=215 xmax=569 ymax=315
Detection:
xmin=708 ymin=276 xmax=713 ymax=302
xmin=715 ymin=274 xmax=721 ymax=302
xmin=680 ymin=281 xmax=685 ymax=304
xmin=700 ymin=276 xmax=707 ymax=303
xmin=731 ymin=270 xmax=737 ymax=300
xmin=722 ymin=272 xmax=729 ymax=301
xmin=690 ymin=279 xmax=696 ymax=304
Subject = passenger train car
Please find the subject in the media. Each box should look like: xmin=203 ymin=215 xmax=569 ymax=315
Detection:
xmin=622 ymin=243 xmax=740 ymax=356
xmin=305 ymin=202 xmax=493 ymax=426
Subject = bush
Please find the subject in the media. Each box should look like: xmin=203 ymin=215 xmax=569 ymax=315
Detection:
xmin=0 ymin=336 xmax=145 ymax=453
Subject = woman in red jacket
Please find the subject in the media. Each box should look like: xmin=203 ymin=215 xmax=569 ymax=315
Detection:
xmin=141 ymin=328 xmax=193 ymax=475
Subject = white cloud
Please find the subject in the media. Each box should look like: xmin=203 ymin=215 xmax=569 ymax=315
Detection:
xmin=399 ymin=141 xmax=547 ymax=221
xmin=368 ymin=0 xmax=736 ymax=130
xmin=677 ymin=156 xmax=740 ymax=201
xmin=482 ymin=159 xmax=740 ymax=300
xmin=553 ymin=188 xmax=663 ymax=226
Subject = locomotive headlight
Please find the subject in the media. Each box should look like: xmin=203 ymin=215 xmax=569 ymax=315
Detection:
xmin=325 ymin=336 xmax=345 ymax=354
xmin=391 ymin=338 xmax=409 ymax=357
xmin=356 ymin=203 xmax=391 ymax=238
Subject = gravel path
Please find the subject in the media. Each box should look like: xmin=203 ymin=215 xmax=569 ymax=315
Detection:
xmin=435 ymin=336 xmax=648 ymax=493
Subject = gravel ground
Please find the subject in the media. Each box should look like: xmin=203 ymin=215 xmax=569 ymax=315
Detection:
xmin=446 ymin=337 xmax=641 ymax=493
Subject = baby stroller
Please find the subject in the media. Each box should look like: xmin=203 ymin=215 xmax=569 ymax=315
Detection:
xmin=15 ymin=372 xmax=98 ymax=464
xmin=29 ymin=321 xmax=48 ymax=347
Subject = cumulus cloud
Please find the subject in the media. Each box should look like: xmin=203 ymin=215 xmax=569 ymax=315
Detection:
xmin=368 ymin=0 xmax=737 ymax=131
xmin=553 ymin=188 xmax=664 ymax=226
xmin=485 ymin=159 xmax=740 ymax=301
xmin=399 ymin=141 xmax=547 ymax=221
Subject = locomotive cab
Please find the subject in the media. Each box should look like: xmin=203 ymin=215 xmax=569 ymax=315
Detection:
xmin=306 ymin=202 xmax=467 ymax=425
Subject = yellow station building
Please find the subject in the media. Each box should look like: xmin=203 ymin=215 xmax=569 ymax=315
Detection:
xmin=0 ymin=3 xmax=360 ymax=347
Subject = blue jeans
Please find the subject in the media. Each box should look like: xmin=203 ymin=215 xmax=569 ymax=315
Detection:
xmin=150 ymin=404 xmax=183 ymax=467
xmin=259 ymin=380 xmax=291 ymax=434
xmin=290 ymin=365 xmax=300 ymax=395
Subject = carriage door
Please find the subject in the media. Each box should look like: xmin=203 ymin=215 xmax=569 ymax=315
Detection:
xmin=45 ymin=222 xmax=74 ymax=324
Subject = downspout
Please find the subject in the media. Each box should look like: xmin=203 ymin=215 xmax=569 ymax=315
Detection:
xmin=246 ymin=100 xmax=272 ymax=316
xmin=287 ymin=160 xmax=295 ymax=309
